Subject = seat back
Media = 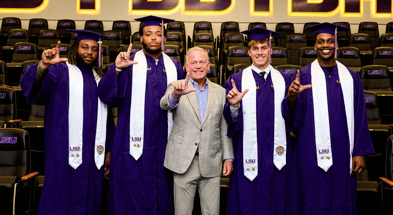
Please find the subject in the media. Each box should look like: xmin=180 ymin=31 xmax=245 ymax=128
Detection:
xmin=21 ymin=121 xmax=45 ymax=174
xmin=364 ymin=91 xmax=381 ymax=124
xmin=233 ymin=63 xmax=250 ymax=75
xmin=7 ymin=29 xmax=28 ymax=46
xmin=225 ymin=46 xmax=251 ymax=80
xmin=29 ymin=102 xmax=45 ymax=121
xmin=28 ymin=18 xmax=48 ymax=37
xmin=193 ymin=22 xmax=213 ymax=39
xmin=1 ymin=17 xmax=22 ymax=35
xmin=167 ymin=21 xmax=186 ymax=49
xmin=112 ymin=20 xmax=131 ymax=43
xmin=333 ymin=22 xmax=351 ymax=47
xmin=193 ymin=33 xmax=215 ymax=49
xmin=286 ymin=34 xmax=307 ymax=50
xmin=21 ymin=60 xmax=40 ymax=80
xmin=207 ymin=64 xmax=219 ymax=84
xmin=337 ymin=47 xmax=362 ymax=72
xmin=103 ymin=30 xmax=122 ymax=49
xmin=0 ymin=86 xmax=14 ymax=121
xmin=56 ymin=19 xmax=76 ymax=40
xmin=12 ymin=42 xmax=37 ymax=63
xmin=373 ymin=47 xmax=393 ymax=67
xmin=350 ymin=33 xmax=371 ymax=51
xmin=248 ymin=22 xmax=266 ymax=30
xmin=386 ymin=22 xmax=393 ymax=34
xmin=84 ymin=20 xmax=104 ymax=34
xmin=275 ymin=22 xmax=295 ymax=47
xmin=359 ymin=21 xmax=379 ymax=49
xmin=299 ymin=46 xmax=317 ymax=67
xmin=276 ymin=64 xmax=300 ymax=76
xmin=166 ymin=32 xmax=184 ymax=55
xmin=122 ymin=44 xmax=143 ymax=56
xmin=198 ymin=45 xmax=218 ymax=65
xmin=0 ymin=128 xmax=30 ymax=177
xmin=360 ymin=65 xmax=391 ymax=91
xmin=131 ymin=32 xmax=142 ymax=45
xmin=303 ymin=22 xmax=320 ymax=46
xmin=0 ymin=61 xmax=5 ymax=85
xmin=102 ymin=45 xmax=110 ymax=64
xmin=38 ymin=30 xmax=59 ymax=50
xmin=223 ymin=33 xmax=245 ymax=53
xmin=271 ymin=47 xmax=288 ymax=66
xmin=50 ymin=43 xmax=71 ymax=58
xmin=381 ymin=33 xmax=393 ymax=47
xmin=220 ymin=22 xmax=240 ymax=45
xmin=163 ymin=45 xmax=182 ymax=64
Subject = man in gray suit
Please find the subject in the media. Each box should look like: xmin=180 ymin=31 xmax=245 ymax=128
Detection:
xmin=160 ymin=47 xmax=234 ymax=215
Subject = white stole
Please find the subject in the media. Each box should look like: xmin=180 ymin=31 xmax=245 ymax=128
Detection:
xmin=67 ymin=62 xmax=108 ymax=170
xmin=241 ymin=65 xmax=287 ymax=181
xmin=311 ymin=60 xmax=354 ymax=173
xmin=129 ymin=50 xmax=177 ymax=160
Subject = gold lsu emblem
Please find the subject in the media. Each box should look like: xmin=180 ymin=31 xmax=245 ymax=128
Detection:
xmin=271 ymin=84 xmax=274 ymax=88
xmin=336 ymin=80 xmax=341 ymax=84
xmin=147 ymin=67 xmax=151 ymax=71
xmin=163 ymin=69 xmax=166 ymax=73
xmin=256 ymin=86 xmax=259 ymax=89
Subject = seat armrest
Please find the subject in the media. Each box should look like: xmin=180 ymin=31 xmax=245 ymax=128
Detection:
xmin=22 ymin=172 xmax=39 ymax=181
xmin=379 ymin=177 xmax=393 ymax=187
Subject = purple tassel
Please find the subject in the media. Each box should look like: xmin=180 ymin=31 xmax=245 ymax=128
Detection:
xmin=269 ymin=32 xmax=272 ymax=64
xmin=334 ymin=26 xmax=337 ymax=59
xmin=161 ymin=18 xmax=165 ymax=51
xmin=98 ymin=39 xmax=102 ymax=67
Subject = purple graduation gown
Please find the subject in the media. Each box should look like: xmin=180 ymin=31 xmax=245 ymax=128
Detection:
xmin=20 ymin=63 xmax=116 ymax=215
xmin=223 ymin=69 xmax=293 ymax=215
xmin=284 ymin=64 xmax=374 ymax=215
xmin=97 ymin=53 xmax=184 ymax=215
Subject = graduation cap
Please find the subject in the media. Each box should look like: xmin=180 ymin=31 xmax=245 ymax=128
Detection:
xmin=135 ymin=15 xmax=175 ymax=50
xmin=306 ymin=22 xmax=350 ymax=59
xmin=67 ymin=29 xmax=106 ymax=67
xmin=241 ymin=27 xmax=281 ymax=63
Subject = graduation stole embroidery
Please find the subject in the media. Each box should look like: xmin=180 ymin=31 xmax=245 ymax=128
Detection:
xmin=311 ymin=60 xmax=354 ymax=173
xmin=67 ymin=62 xmax=108 ymax=170
xmin=129 ymin=50 xmax=177 ymax=160
xmin=241 ymin=65 xmax=286 ymax=181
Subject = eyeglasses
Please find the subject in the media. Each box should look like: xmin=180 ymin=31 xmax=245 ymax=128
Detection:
xmin=189 ymin=61 xmax=207 ymax=66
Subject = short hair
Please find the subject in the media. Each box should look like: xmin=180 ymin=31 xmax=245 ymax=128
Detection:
xmin=185 ymin=46 xmax=209 ymax=63
xmin=248 ymin=39 xmax=269 ymax=49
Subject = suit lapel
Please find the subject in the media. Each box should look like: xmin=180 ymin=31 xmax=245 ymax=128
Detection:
xmin=186 ymin=80 xmax=201 ymax=122
xmin=201 ymin=79 xmax=216 ymax=126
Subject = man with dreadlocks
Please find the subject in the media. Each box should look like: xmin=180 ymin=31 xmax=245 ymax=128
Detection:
xmin=98 ymin=15 xmax=184 ymax=215
xmin=20 ymin=30 xmax=115 ymax=215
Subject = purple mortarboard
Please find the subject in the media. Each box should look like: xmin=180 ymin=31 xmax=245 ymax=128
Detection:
xmin=135 ymin=15 xmax=174 ymax=29
xmin=67 ymin=29 xmax=106 ymax=67
xmin=135 ymin=16 xmax=174 ymax=50
xmin=306 ymin=22 xmax=350 ymax=58
xmin=241 ymin=28 xmax=281 ymax=63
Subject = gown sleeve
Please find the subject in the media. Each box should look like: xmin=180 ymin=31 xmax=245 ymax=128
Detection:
xmin=20 ymin=62 xmax=61 ymax=104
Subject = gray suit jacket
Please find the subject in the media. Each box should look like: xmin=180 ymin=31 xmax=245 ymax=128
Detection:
xmin=160 ymin=79 xmax=234 ymax=177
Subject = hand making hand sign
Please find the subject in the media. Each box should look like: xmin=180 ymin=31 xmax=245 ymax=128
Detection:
xmin=115 ymin=43 xmax=138 ymax=70
xmin=288 ymin=70 xmax=312 ymax=101
xmin=226 ymin=79 xmax=249 ymax=107
xmin=39 ymin=41 xmax=68 ymax=70
xmin=171 ymin=72 xmax=197 ymax=100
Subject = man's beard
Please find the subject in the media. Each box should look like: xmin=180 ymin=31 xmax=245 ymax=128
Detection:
xmin=76 ymin=53 xmax=97 ymax=71
xmin=142 ymin=41 xmax=162 ymax=55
